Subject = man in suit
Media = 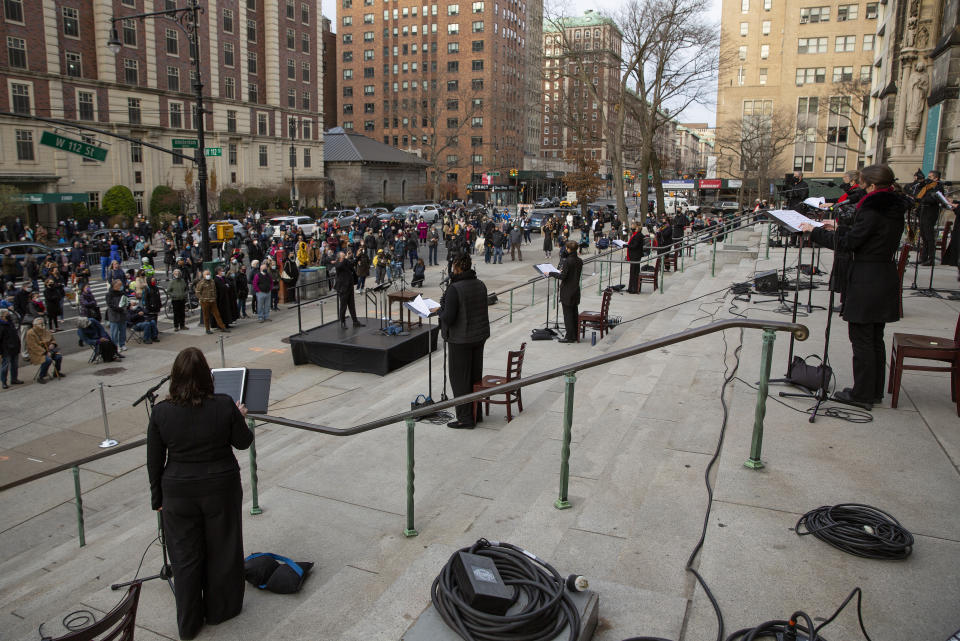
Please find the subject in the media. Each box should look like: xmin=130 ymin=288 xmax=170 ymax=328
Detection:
xmin=551 ymin=240 xmax=583 ymax=343
xmin=626 ymin=223 xmax=644 ymax=294
xmin=335 ymin=251 xmax=365 ymax=329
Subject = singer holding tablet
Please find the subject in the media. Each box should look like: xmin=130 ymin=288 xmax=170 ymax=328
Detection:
xmin=800 ymin=164 xmax=906 ymax=408
xmin=147 ymin=347 xmax=252 ymax=640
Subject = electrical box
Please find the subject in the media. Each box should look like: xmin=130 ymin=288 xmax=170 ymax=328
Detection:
xmin=214 ymin=222 xmax=235 ymax=241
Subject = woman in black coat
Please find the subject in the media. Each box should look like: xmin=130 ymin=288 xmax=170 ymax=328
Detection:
xmin=147 ymin=347 xmax=251 ymax=640
xmin=43 ymin=278 xmax=64 ymax=331
xmin=801 ymin=164 xmax=906 ymax=408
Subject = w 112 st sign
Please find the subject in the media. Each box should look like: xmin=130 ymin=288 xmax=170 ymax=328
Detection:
xmin=40 ymin=131 xmax=107 ymax=161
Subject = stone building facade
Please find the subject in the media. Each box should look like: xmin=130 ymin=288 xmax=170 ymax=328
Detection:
xmin=0 ymin=0 xmax=327 ymax=226
xmin=323 ymin=127 xmax=428 ymax=205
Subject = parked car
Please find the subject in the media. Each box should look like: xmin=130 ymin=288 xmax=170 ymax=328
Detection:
xmin=718 ymin=201 xmax=741 ymax=214
xmin=0 ymin=242 xmax=62 ymax=277
xmin=526 ymin=211 xmax=555 ymax=232
xmin=406 ymin=204 xmax=442 ymax=223
xmin=207 ymin=219 xmax=246 ymax=240
xmin=269 ymin=215 xmax=316 ymax=237
xmin=534 ymin=198 xmax=553 ymax=209
xmin=559 ymin=199 xmax=576 ymax=208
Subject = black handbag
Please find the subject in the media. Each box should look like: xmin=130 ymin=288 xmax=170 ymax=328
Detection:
xmin=787 ymin=355 xmax=832 ymax=391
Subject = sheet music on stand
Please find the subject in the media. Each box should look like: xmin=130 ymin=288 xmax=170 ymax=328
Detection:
xmin=612 ymin=239 xmax=627 ymax=248
xmin=534 ymin=263 xmax=560 ymax=276
xmin=403 ymin=294 xmax=440 ymax=318
xmin=766 ymin=209 xmax=825 ymax=233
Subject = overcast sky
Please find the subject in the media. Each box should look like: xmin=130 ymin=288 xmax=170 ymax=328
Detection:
xmin=319 ymin=0 xmax=723 ymax=126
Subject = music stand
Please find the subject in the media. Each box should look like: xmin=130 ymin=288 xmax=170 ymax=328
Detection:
xmin=403 ymin=297 xmax=440 ymax=402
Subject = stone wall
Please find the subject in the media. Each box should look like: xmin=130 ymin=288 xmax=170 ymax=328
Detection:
xmin=325 ymin=162 xmax=428 ymax=206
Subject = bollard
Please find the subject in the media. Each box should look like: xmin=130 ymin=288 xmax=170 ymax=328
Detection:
xmin=531 ymin=281 xmax=535 ymax=306
xmin=404 ymin=418 xmax=418 ymax=536
xmin=73 ymin=466 xmax=85 ymax=547
xmin=711 ymin=237 xmax=717 ymax=277
xmin=597 ymin=262 xmax=603 ymax=296
xmin=554 ymin=372 xmax=576 ymax=510
xmin=765 ymin=222 xmax=771 ymax=259
xmin=219 ymin=335 xmax=226 ymax=368
xmin=248 ymin=419 xmax=262 ymax=515
xmin=745 ymin=328 xmax=777 ymax=470
xmin=98 ymin=383 xmax=118 ymax=448
xmin=509 ymin=290 xmax=513 ymax=323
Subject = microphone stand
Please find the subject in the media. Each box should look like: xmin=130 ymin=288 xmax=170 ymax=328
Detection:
xmin=113 ymin=378 xmax=173 ymax=592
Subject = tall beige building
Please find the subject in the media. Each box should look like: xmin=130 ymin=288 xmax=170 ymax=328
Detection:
xmin=716 ymin=0 xmax=878 ymax=180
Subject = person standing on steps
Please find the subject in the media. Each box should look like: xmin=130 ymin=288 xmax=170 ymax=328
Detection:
xmin=252 ymin=262 xmax=273 ymax=323
xmin=168 ymin=269 xmax=189 ymax=331
xmin=195 ymin=270 xmax=230 ymax=335
xmin=800 ymin=164 xmax=906 ymax=409
xmin=438 ymin=253 xmax=490 ymax=429
xmin=334 ymin=250 xmax=365 ymax=329
xmin=626 ymin=222 xmax=644 ymax=294
xmin=147 ymin=347 xmax=252 ymax=641
xmin=551 ymin=240 xmax=583 ymax=343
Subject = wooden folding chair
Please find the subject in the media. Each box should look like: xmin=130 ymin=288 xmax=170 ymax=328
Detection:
xmin=473 ymin=342 xmax=526 ymax=422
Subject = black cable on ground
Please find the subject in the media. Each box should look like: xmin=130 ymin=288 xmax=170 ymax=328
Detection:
xmin=724 ymin=587 xmax=873 ymax=641
xmin=795 ymin=503 xmax=913 ymax=560
xmin=431 ymin=538 xmax=580 ymax=641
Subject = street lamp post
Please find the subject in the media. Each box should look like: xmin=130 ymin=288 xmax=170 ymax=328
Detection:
xmin=290 ymin=120 xmax=298 ymax=212
xmin=107 ymin=0 xmax=211 ymax=262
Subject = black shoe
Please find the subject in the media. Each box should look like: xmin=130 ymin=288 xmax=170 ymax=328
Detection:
xmin=11 ymin=379 xmax=23 ymax=385
xmin=36 ymin=376 xmax=47 ymax=384
xmin=446 ymin=420 xmax=476 ymax=429
xmin=56 ymin=372 xmax=66 ymax=378
xmin=2 ymin=383 xmax=8 ymax=389
xmin=833 ymin=388 xmax=872 ymax=409
xmin=206 ymin=329 xmax=213 ymax=334
xmin=341 ymin=322 xmax=347 ymax=329
xmin=557 ymin=338 xmax=577 ymax=343
xmin=353 ymin=321 xmax=366 ymax=327
xmin=920 ymin=260 xmax=934 ymax=267
xmin=220 ymin=327 xmax=231 ymax=332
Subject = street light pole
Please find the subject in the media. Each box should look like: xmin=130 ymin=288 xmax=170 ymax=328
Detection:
xmin=108 ymin=0 xmax=211 ymax=262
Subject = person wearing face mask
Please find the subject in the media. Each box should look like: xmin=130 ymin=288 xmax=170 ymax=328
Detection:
xmin=105 ymin=279 xmax=128 ymax=351
xmin=195 ymin=270 xmax=229 ymax=335
xmin=251 ymin=263 xmax=273 ymax=323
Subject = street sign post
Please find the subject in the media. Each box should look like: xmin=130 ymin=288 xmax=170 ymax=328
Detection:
xmin=204 ymin=147 xmax=222 ymax=157
xmin=172 ymin=138 xmax=199 ymax=149
xmin=40 ymin=131 xmax=107 ymax=161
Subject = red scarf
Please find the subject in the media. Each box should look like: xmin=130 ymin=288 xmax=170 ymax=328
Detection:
xmin=856 ymin=186 xmax=894 ymax=210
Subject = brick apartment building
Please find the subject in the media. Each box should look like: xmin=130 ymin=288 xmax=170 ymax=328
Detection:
xmin=0 ymin=0 xmax=327 ymax=225
xmin=334 ymin=0 xmax=541 ymax=203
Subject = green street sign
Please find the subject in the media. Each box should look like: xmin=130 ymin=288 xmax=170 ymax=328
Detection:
xmin=487 ymin=171 xmax=500 ymax=176
xmin=204 ymin=147 xmax=222 ymax=157
xmin=40 ymin=131 xmax=107 ymax=162
xmin=14 ymin=192 xmax=89 ymax=204
xmin=172 ymin=138 xmax=199 ymax=149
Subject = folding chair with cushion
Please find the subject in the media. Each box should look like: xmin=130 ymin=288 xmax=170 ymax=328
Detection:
xmin=896 ymin=243 xmax=912 ymax=318
xmin=579 ymin=288 xmax=613 ymax=341
xmin=50 ymin=583 xmax=141 ymax=641
xmin=888 ymin=313 xmax=960 ymax=417
xmin=663 ymin=250 xmax=678 ymax=272
xmin=473 ymin=342 xmax=526 ymax=422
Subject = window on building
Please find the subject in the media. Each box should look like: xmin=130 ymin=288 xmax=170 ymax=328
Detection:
xmin=303 ymin=148 xmax=311 ymax=167
xmin=223 ymin=8 xmax=234 ymax=32
xmin=364 ymin=84 xmax=375 ymax=94
xmin=167 ymin=66 xmax=179 ymax=90
xmin=343 ymin=86 xmax=354 ymax=97
xmin=248 ymin=52 xmax=257 ymax=72
xmin=225 ymin=109 xmax=236 ymax=132
xmin=286 ymin=0 xmax=294 ymax=19
xmin=287 ymin=88 xmax=296 ymax=107
xmin=448 ymin=42 xmax=459 ymax=53
xmin=130 ymin=139 xmax=142 ymax=163
xmin=7 ymin=36 xmax=26 ymax=68
xmin=302 ymin=33 xmax=310 ymax=52
xmin=800 ymin=6 xmax=830 ymax=23
xmin=863 ymin=34 xmax=874 ymax=50
xmin=191 ymin=104 xmax=200 ymax=129
xmin=247 ymin=19 xmax=257 ymax=41
xmin=761 ymin=20 xmax=771 ymax=35
xmin=363 ymin=12 xmax=373 ymax=22
xmin=448 ymin=60 xmax=459 ymax=72
xmin=224 ymin=76 xmax=235 ymax=98
xmin=14 ymin=129 xmax=33 ymax=160
xmin=837 ymin=4 xmax=857 ymax=20
xmin=169 ymin=102 xmax=182 ymax=128
xmin=763 ymin=0 xmax=771 ymax=9
xmin=302 ymin=91 xmax=309 ymax=109
xmin=761 ymin=44 xmax=769 ymax=58
xmin=363 ymin=31 xmax=374 ymax=40
xmin=302 ymin=3 xmax=309 ymax=23
xmin=860 ymin=65 xmax=872 ymax=82
xmin=472 ymin=78 xmax=483 ymax=90
xmin=123 ymin=19 xmax=136 ymax=45
xmin=472 ymin=116 xmax=483 ymax=127
xmin=798 ymin=37 xmax=827 ymax=53
xmin=77 ymin=90 xmax=94 ymax=120
xmin=223 ymin=42 xmax=234 ymax=66
xmin=342 ymin=33 xmax=352 ymax=43
xmin=832 ymin=65 xmax=853 ymax=82
xmin=740 ymin=22 xmax=748 ymax=36
xmin=865 ymin=2 xmax=878 ymax=18
xmin=62 ymin=7 xmax=79 ymax=37
xmin=472 ymin=20 xmax=483 ymax=31
xmin=448 ymin=23 xmax=459 ymax=34
xmin=287 ymin=28 xmax=295 ymax=48
xmin=741 ymin=0 xmax=748 ymax=12
xmin=11 ymin=82 xmax=30 ymax=114
xmin=738 ymin=45 xmax=747 ymax=60
xmin=126 ymin=97 xmax=141 ymax=124
xmin=248 ymin=82 xmax=258 ymax=102
xmin=124 ymin=58 xmax=139 ymax=84
xmin=795 ymin=67 xmax=826 ymax=84
xmin=258 ymin=113 xmax=267 ymax=134
xmin=759 ymin=67 xmax=768 ymax=85
xmin=259 ymin=144 xmax=268 ymax=166
xmin=364 ymin=66 xmax=374 ymax=77
xmin=448 ymin=3 xmax=459 ymax=14
xmin=4 ymin=0 xmax=24 ymax=22
xmin=835 ymin=35 xmax=856 ymax=52
xmin=65 ymin=51 xmax=82 ymax=77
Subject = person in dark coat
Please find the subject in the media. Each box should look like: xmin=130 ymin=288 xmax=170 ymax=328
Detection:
xmin=550 ymin=240 xmax=583 ymax=343
xmin=802 ymin=164 xmax=906 ymax=408
xmin=438 ymin=253 xmax=490 ymax=428
xmin=334 ymin=250 xmax=365 ymax=329
xmin=626 ymin=223 xmax=645 ymax=293
xmin=214 ymin=268 xmax=236 ymax=327
xmin=916 ymin=170 xmax=947 ymax=265
xmin=0 ymin=309 xmax=23 ymax=388
xmin=232 ymin=265 xmax=249 ymax=318
xmin=43 ymin=278 xmax=64 ymax=331
xmin=147 ymin=347 xmax=252 ymax=641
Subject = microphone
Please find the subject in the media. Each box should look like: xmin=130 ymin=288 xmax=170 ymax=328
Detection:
xmin=133 ymin=375 xmax=170 ymax=407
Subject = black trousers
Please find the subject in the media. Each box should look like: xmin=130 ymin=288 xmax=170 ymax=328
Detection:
xmin=172 ymin=299 xmax=186 ymax=329
xmin=337 ymin=288 xmax=358 ymax=323
xmin=627 ymin=263 xmax=641 ymax=293
xmin=561 ymin=302 xmax=578 ymax=341
xmin=162 ymin=481 xmax=245 ymax=640
xmin=448 ymin=340 xmax=485 ymax=424
xmin=919 ymin=211 xmax=937 ymax=263
xmin=847 ymin=322 xmax=886 ymax=401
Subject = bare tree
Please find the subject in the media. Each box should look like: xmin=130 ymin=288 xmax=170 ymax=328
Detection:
xmin=816 ymin=81 xmax=871 ymax=159
xmin=714 ymin=107 xmax=797 ymax=206
xmin=397 ymin=75 xmax=484 ymax=201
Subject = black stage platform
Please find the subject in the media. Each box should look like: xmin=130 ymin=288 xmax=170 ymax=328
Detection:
xmin=289 ymin=317 xmax=440 ymax=375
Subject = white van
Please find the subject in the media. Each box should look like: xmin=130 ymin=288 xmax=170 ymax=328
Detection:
xmin=406 ymin=204 xmax=441 ymax=223
xmin=661 ymin=197 xmax=690 ymax=216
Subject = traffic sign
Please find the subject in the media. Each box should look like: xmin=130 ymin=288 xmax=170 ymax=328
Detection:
xmin=488 ymin=171 xmax=500 ymax=176
xmin=204 ymin=147 xmax=222 ymax=157
xmin=172 ymin=138 xmax=199 ymax=148
xmin=40 ymin=131 xmax=107 ymax=161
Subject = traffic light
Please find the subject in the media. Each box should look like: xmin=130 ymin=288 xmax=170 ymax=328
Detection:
xmin=509 ymin=168 xmax=518 ymax=177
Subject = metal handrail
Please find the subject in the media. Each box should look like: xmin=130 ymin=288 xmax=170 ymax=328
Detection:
xmin=250 ymin=318 xmax=807 ymax=436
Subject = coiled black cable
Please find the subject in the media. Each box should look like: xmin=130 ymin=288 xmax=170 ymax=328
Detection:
xmin=724 ymin=587 xmax=873 ymax=641
xmin=431 ymin=538 xmax=581 ymax=641
xmin=795 ymin=503 xmax=914 ymax=560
